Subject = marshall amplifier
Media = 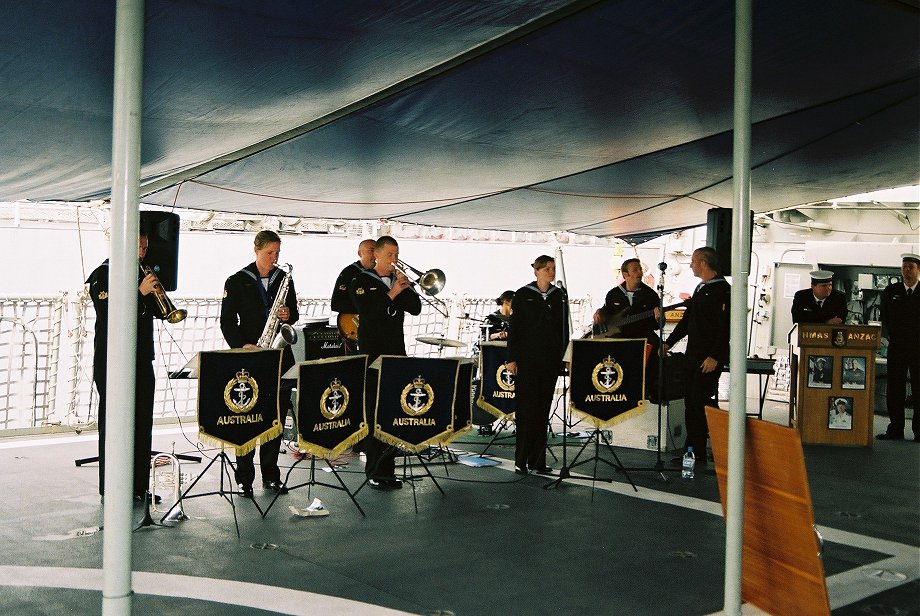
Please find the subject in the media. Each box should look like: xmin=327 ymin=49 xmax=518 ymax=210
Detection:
xmin=303 ymin=325 xmax=346 ymax=360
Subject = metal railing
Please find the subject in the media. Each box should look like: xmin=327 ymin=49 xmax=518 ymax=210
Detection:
xmin=0 ymin=293 xmax=593 ymax=436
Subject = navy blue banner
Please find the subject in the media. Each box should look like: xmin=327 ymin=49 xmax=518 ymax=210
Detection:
xmin=197 ymin=349 xmax=282 ymax=454
xmin=569 ymin=339 xmax=647 ymax=427
xmin=296 ymin=355 xmax=368 ymax=457
xmin=477 ymin=341 xmax=516 ymax=419
xmin=374 ymin=356 xmax=458 ymax=452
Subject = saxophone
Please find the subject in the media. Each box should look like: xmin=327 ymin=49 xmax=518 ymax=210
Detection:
xmin=257 ymin=263 xmax=298 ymax=349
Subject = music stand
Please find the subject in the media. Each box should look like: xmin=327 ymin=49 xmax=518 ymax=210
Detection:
xmin=263 ymin=454 xmax=364 ymax=518
xmin=475 ymin=341 xmax=518 ymax=456
xmin=267 ymin=355 xmax=370 ymax=517
xmin=355 ymin=356 xmax=456 ymax=510
xmin=546 ymin=339 xmax=647 ymax=492
xmin=75 ymin=352 xmax=203 ymax=469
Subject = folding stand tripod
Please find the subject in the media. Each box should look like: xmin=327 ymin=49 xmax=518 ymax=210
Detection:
xmin=159 ymin=448 xmax=259 ymax=538
xmin=478 ymin=415 xmax=516 ymax=457
xmin=262 ymin=453 xmax=365 ymax=518
xmin=544 ymin=426 xmax=637 ymax=494
xmin=355 ymin=445 xmax=444 ymax=514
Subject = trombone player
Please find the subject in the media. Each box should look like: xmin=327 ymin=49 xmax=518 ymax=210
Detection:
xmin=220 ymin=230 xmax=299 ymax=497
xmin=87 ymin=231 xmax=162 ymax=503
xmin=353 ymin=236 xmax=422 ymax=488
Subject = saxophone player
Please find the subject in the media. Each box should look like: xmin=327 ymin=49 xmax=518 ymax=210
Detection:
xmin=220 ymin=230 xmax=299 ymax=497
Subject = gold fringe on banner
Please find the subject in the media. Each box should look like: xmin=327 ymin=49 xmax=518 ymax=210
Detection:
xmin=476 ymin=396 xmax=515 ymax=421
xmin=197 ymin=420 xmax=283 ymax=456
xmin=373 ymin=423 xmax=455 ymax=454
xmin=568 ymin=400 xmax=646 ymax=430
xmin=297 ymin=422 xmax=369 ymax=459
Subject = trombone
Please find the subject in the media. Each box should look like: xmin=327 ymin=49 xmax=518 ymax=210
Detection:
xmin=394 ymin=259 xmax=448 ymax=317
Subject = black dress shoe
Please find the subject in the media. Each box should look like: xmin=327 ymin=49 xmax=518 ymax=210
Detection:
xmin=533 ymin=466 xmax=554 ymax=475
xmin=514 ymin=466 xmax=529 ymax=476
xmin=237 ymin=484 xmax=254 ymax=498
xmin=385 ymin=478 xmax=403 ymax=489
xmin=263 ymin=481 xmax=289 ymax=495
xmin=876 ymin=432 xmax=904 ymax=441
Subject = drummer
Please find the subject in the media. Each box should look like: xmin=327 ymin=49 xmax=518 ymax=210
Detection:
xmin=482 ymin=290 xmax=514 ymax=341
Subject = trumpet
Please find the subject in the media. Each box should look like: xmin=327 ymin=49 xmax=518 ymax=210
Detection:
xmin=140 ymin=263 xmax=187 ymax=323
xmin=393 ymin=259 xmax=448 ymax=316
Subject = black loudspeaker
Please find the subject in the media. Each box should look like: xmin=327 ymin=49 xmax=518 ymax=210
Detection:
xmin=705 ymin=208 xmax=753 ymax=277
xmin=140 ymin=211 xmax=180 ymax=291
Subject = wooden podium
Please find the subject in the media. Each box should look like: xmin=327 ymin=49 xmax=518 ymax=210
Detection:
xmin=792 ymin=324 xmax=880 ymax=446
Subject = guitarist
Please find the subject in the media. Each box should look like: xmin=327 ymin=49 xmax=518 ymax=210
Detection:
xmin=331 ymin=238 xmax=376 ymax=353
xmin=593 ymin=258 xmax=662 ymax=352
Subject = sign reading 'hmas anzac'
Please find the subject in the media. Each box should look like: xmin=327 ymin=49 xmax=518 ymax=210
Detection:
xmin=374 ymin=356 xmax=458 ymax=452
xmin=296 ymin=355 xmax=368 ymax=458
xmin=477 ymin=341 xmax=516 ymax=419
xmin=198 ymin=349 xmax=283 ymax=455
xmin=569 ymin=339 xmax=647 ymax=427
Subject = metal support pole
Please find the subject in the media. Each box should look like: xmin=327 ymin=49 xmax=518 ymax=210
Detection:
xmin=725 ymin=0 xmax=753 ymax=614
xmin=102 ymin=1 xmax=145 ymax=614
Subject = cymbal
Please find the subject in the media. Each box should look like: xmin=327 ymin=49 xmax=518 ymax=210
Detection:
xmin=416 ymin=336 xmax=466 ymax=348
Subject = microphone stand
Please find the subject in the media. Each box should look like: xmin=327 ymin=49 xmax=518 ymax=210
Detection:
xmin=654 ymin=262 xmax=668 ymax=474
xmin=546 ymin=280 xmax=571 ymax=486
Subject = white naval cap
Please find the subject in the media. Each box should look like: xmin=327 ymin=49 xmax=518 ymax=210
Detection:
xmin=901 ymin=253 xmax=920 ymax=266
xmin=809 ymin=270 xmax=833 ymax=282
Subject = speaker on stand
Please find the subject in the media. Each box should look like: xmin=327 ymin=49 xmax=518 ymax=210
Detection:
xmin=705 ymin=208 xmax=753 ymax=277
xmin=140 ymin=211 xmax=181 ymax=291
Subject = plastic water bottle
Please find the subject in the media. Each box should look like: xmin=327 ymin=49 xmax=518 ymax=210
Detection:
xmin=681 ymin=447 xmax=695 ymax=479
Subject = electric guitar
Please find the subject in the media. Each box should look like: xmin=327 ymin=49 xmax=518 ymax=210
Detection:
xmin=337 ymin=313 xmax=359 ymax=343
xmin=586 ymin=301 xmax=687 ymax=339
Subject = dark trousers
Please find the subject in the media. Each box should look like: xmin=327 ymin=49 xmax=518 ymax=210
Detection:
xmin=514 ymin=361 xmax=558 ymax=470
xmin=234 ymin=383 xmax=292 ymax=487
xmin=94 ymin=361 xmax=156 ymax=496
xmin=682 ymin=358 xmax=723 ymax=456
xmin=363 ymin=370 xmax=396 ymax=479
xmin=885 ymin=344 xmax=919 ymax=437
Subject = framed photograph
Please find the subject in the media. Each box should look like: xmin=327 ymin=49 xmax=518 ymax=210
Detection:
xmin=807 ymin=355 xmax=833 ymax=389
xmin=841 ymin=356 xmax=866 ymax=390
xmin=828 ymin=396 xmax=853 ymax=430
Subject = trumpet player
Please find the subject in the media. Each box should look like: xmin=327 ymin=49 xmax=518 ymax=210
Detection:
xmin=353 ymin=236 xmax=421 ymax=489
xmin=86 ymin=232 xmax=160 ymax=503
xmin=220 ymin=230 xmax=299 ymax=497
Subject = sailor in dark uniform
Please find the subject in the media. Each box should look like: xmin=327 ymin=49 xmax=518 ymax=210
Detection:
xmin=86 ymin=232 xmax=160 ymax=501
xmin=662 ymin=247 xmax=731 ymax=466
xmin=330 ymin=238 xmax=376 ymax=353
xmin=506 ymin=255 xmax=570 ymax=475
xmin=220 ymin=230 xmax=300 ymax=496
xmin=791 ymin=270 xmax=847 ymax=324
xmin=877 ymin=253 xmax=920 ymax=441
xmin=353 ymin=236 xmax=422 ymax=488
xmin=482 ymin=290 xmax=515 ymax=342
xmin=594 ymin=258 xmax=662 ymax=393
xmin=593 ymin=258 xmax=661 ymax=346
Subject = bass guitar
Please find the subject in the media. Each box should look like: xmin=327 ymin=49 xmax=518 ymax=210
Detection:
xmin=586 ymin=301 xmax=687 ymax=339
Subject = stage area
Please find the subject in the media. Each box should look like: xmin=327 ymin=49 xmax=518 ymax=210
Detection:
xmin=0 ymin=400 xmax=917 ymax=615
